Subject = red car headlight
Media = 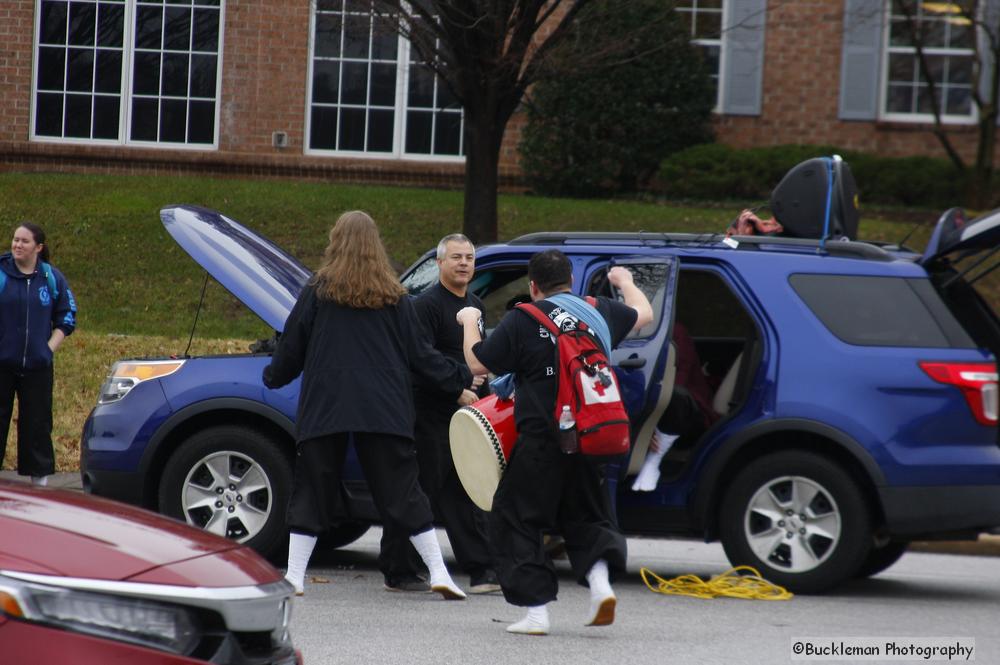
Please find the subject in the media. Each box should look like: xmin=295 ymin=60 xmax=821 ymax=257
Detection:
xmin=0 ymin=573 xmax=199 ymax=655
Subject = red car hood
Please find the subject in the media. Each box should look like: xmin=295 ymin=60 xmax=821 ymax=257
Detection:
xmin=0 ymin=481 xmax=278 ymax=585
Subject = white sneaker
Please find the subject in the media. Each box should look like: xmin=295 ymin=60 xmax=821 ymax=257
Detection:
xmin=631 ymin=464 xmax=660 ymax=492
xmin=284 ymin=574 xmax=304 ymax=596
xmin=631 ymin=431 xmax=678 ymax=492
xmin=507 ymin=606 xmax=550 ymax=635
xmin=585 ymin=559 xmax=616 ymax=626
xmin=585 ymin=593 xmax=616 ymax=626
xmin=430 ymin=576 xmax=467 ymax=600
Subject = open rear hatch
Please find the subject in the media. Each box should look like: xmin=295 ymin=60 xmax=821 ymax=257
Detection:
xmin=920 ymin=208 xmax=1000 ymax=431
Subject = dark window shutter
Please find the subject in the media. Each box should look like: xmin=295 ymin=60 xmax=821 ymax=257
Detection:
xmin=839 ymin=0 xmax=884 ymax=120
xmin=720 ymin=0 xmax=767 ymax=116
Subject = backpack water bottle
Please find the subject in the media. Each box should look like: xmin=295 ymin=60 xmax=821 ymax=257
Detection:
xmin=558 ymin=405 xmax=578 ymax=454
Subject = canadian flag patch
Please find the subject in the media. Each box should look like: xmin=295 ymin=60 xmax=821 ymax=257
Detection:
xmin=580 ymin=367 xmax=621 ymax=405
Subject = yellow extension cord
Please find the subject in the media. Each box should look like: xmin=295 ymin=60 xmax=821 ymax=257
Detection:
xmin=640 ymin=565 xmax=794 ymax=601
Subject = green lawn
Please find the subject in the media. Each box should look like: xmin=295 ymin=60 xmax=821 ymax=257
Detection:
xmin=0 ymin=172 xmax=938 ymax=340
xmin=0 ymin=172 xmax=943 ymax=471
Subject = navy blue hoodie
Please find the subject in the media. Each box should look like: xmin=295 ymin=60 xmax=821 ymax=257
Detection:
xmin=0 ymin=253 xmax=77 ymax=370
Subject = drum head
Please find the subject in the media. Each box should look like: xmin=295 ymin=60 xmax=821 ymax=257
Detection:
xmin=449 ymin=406 xmax=506 ymax=511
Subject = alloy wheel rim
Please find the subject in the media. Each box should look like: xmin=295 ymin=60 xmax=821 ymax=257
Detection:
xmin=180 ymin=450 xmax=273 ymax=542
xmin=743 ymin=475 xmax=842 ymax=573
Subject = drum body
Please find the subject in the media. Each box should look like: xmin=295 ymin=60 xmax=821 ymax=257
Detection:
xmin=448 ymin=394 xmax=517 ymax=511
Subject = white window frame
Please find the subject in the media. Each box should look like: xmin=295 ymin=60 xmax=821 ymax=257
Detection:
xmin=878 ymin=0 xmax=978 ymax=125
xmin=676 ymin=0 xmax=726 ymax=112
xmin=304 ymin=4 xmax=465 ymax=162
xmin=29 ymin=0 xmax=225 ymax=150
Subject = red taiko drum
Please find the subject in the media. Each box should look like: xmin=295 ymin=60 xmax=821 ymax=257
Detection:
xmin=449 ymin=394 xmax=517 ymax=511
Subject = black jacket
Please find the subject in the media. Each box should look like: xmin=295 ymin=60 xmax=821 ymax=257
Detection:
xmin=262 ymin=284 xmax=471 ymax=442
xmin=412 ymin=282 xmax=486 ymax=413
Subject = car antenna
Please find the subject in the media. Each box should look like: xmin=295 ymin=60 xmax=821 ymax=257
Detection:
xmin=182 ymin=273 xmax=210 ymax=358
xmin=895 ymin=220 xmax=925 ymax=249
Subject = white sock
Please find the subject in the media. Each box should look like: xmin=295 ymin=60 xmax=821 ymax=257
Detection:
xmin=285 ymin=532 xmax=317 ymax=595
xmin=409 ymin=529 xmax=466 ymax=599
xmin=586 ymin=559 xmax=613 ymax=599
xmin=585 ymin=559 xmax=616 ymax=626
xmin=631 ymin=430 xmax=678 ymax=492
xmin=506 ymin=604 xmax=550 ymax=635
xmin=31 ymin=475 xmax=49 ymax=487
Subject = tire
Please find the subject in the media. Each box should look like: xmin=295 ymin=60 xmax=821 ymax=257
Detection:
xmin=158 ymin=425 xmax=293 ymax=560
xmin=318 ymin=523 xmax=370 ymax=550
xmin=855 ymin=541 xmax=908 ymax=579
xmin=719 ymin=450 xmax=872 ymax=594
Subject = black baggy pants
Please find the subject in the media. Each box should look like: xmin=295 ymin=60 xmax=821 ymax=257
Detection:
xmin=489 ymin=432 xmax=627 ymax=607
xmin=381 ymin=406 xmax=493 ymax=578
xmin=286 ymin=432 xmax=434 ymax=541
xmin=0 ymin=365 xmax=55 ymax=477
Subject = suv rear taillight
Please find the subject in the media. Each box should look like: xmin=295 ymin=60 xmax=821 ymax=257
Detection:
xmin=919 ymin=361 xmax=998 ymax=426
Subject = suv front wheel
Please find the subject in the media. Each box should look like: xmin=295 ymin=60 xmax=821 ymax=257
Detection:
xmin=719 ymin=450 xmax=872 ymax=594
xmin=158 ymin=425 xmax=293 ymax=559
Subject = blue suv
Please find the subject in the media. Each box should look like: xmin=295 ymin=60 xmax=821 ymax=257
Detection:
xmin=81 ymin=203 xmax=1000 ymax=593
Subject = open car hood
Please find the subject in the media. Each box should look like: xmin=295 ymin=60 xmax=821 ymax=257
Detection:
xmin=161 ymin=205 xmax=311 ymax=332
xmin=920 ymin=207 xmax=1000 ymax=268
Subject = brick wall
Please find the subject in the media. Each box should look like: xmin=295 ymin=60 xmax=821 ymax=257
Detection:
xmin=0 ymin=0 xmax=991 ymax=188
xmin=0 ymin=1 xmax=36 ymax=145
xmin=715 ymin=0 xmax=988 ymax=163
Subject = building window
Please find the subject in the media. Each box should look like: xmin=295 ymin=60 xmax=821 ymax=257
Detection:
xmin=32 ymin=0 xmax=223 ymax=147
xmin=882 ymin=0 xmax=975 ymax=121
xmin=307 ymin=0 xmax=464 ymax=159
xmin=676 ymin=0 xmax=724 ymax=107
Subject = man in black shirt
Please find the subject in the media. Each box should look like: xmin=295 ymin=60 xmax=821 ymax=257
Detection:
xmin=383 ymin=234 xmax=499 ymax=594
xmin=457 ymin=250 xmax=653 ymax=636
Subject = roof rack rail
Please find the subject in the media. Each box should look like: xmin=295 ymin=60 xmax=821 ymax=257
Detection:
xmin=506 ymin=231 xmax=893 ymax=261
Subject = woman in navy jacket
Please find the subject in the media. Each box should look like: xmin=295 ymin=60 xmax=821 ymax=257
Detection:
xmin=0 ymin=223 xmax=76 ymax=486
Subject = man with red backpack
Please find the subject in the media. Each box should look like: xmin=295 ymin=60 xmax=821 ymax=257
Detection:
xmin=456 ymin=250 xmax=652 ymax=636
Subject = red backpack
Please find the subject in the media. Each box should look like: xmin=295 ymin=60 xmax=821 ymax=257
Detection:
xmin=517 ymin=299 xmax=631 ymax=456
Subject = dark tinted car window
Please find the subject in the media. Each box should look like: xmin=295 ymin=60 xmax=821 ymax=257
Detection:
xmin=676 ymin=269 xmax=755 ymax=339
xmin=587 ymin=262 xmax=671 ymax=339
xmin=790 ymin=274 xmax=974 ymax=348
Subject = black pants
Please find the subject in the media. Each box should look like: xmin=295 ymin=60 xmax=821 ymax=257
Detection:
xmin=489 ymin=433 xmax=627 ymax=607
xmin=656 ymin=386 xmax=708 ymax=441
xmin=381 ymin=406 xmax=492 ymax=578
xmin=0 ymin=365 xmax=55 ymax=477
xmin=287 ymin=432 xmax=434 ymax=543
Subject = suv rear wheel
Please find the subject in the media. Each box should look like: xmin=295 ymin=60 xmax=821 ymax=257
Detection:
xmin=159 ymin=425 xmax=293 ymax=559
xmin=855 ymin=541 xmax=909 ymax=579
xmin=719 ymin=450 xmax=872 ymax=594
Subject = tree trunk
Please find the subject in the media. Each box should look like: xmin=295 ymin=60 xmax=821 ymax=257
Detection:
xmin=971 ymin=109 xmax=997 ymax=208
xmin=462 ymin=112 xmax=503 ymax=244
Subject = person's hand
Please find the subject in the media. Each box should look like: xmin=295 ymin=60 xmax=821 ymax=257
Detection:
xmin=456 ymin=306 xmax=482 ymax=326
xmin=457 ymin=389 xmax=478 ymax=406
xmin=607 ymin=266 xmax=635 ymax=289
xmin=727 ymin=209 xmax=783 ymax=237
xmin=470 ymin=374 xmax=487 ymax=388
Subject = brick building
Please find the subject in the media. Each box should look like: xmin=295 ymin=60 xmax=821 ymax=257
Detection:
xmin=0 ymin=0 xmax=996 ymax=189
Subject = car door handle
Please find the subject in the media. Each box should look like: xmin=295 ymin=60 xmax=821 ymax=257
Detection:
xmin=617 ymin=357 xmax=646 ymax=368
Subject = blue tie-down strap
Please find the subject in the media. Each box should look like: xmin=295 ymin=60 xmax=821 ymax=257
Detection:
xmin=490 ymin=373 xmax=516 ymax=400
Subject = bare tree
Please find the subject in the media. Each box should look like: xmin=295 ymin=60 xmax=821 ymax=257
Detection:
xmin=369 ymin=1 xmax=594 ymax=244
xmin=895 ymin=0 xmax=999 ymax=207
